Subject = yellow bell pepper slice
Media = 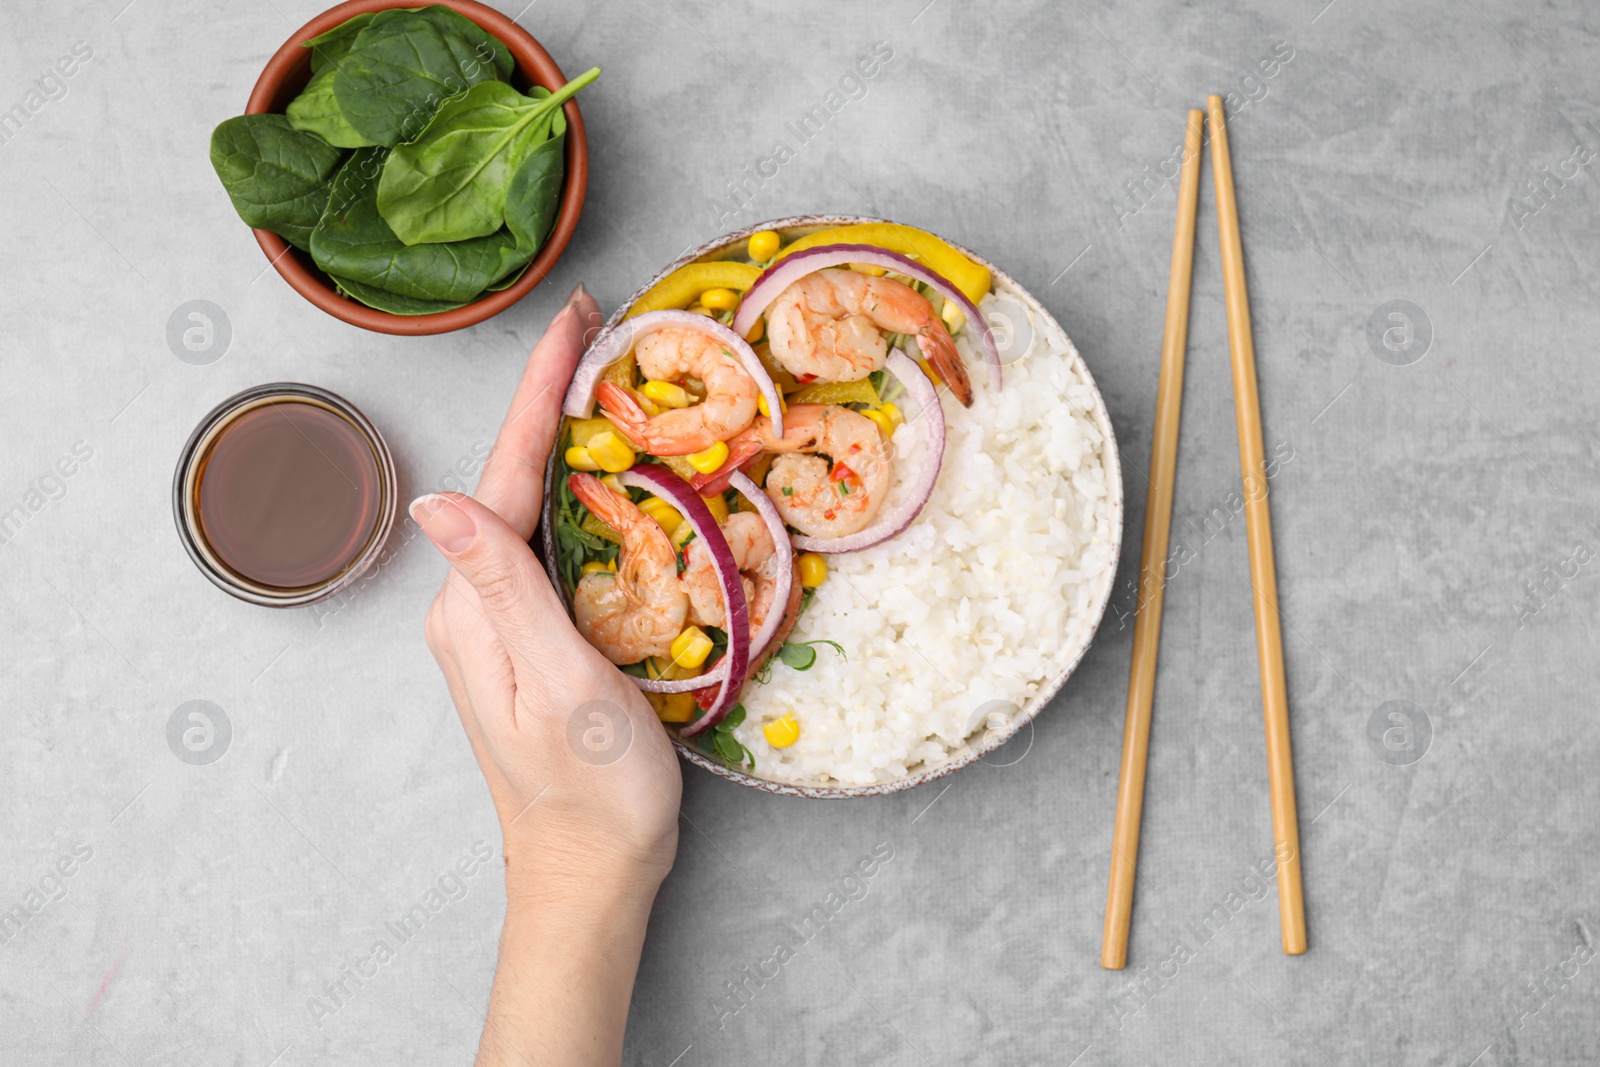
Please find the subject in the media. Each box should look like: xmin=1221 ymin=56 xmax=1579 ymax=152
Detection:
xmin=580 ymin=512 xmax=621 ymax=545
xmin=650 ymin=691 xmax=698 ymax=723
xmin=626 ymin=262 xmax=763 ymax=318
xmin=653 ymin=453 xmax=699 ymax=483
xmin=598 ymin=352 xmax=636 ymax=390
xmin=786 ymin=378 xmax=880 ymax=406
xmin=701 ymin=492 xmax=729 ymax=524
xmin=773 ymin=222 xmax=990 ymax=305
xmin=567 ymin=417 xmax=617 ymax=448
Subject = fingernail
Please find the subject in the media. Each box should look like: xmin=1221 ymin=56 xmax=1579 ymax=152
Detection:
xmin=565 ymin=281 xmax=588 ymax=308
xmin=410 ymin=494 xmax=476 ymax=554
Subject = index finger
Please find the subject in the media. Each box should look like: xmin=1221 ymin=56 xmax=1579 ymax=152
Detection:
xmin=475 ymin=284 xmax=605 ymax=538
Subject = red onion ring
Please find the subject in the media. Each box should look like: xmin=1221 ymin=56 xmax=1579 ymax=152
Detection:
xmin=790 ymin=348 xmax=945 ymax=555
xmin=626 ymin=468 xmax=791 ymax=697
xmin=616 ymin=465 xmax=749 ymax=736
xmin=560 ymin=310 xmax=783 ymax=439
xmin=731 ymin=243 xmax=1001 ymax=392
xmin=727 ymin=469 xmax=794 ymax=662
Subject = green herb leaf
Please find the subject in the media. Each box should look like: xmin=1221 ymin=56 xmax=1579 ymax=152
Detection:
xmin=781 ymin=486 xmax=793 ymax=497
xmin=712 ymin=731 xmax=746 ymax=767
xmin=209 ymin=115 xmax=347 ymax=250
xmin=777 ymin=639 xmax=844 ymax=672
xmin=331 ymin=10 xmax=508 ymax=147
xmin=376 ymin=71 xmax=594 ymax=245
xmin=310 ymin=147 xmax=528 ymax=302
xmin=719 ymin=703 xmax=746 ymax=731
xmin=777 ymin=643 xmax=816 ymax=670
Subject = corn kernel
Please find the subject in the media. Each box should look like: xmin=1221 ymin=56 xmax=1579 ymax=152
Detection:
xmin=748 ymin=230 xmax=781 ymax=261
xmin=600 ymin=474 xmax=627 ymax=495
xmin=700 ymin=287 xmax=739 ymax=312
xmin=687 ymin=305 xmax=715 ymax=317
xmin=670 ymin=626 xmax=714 ymax=670
xmin=632 ymin=390 xmax=662 ymax=417
xmin=585 ymin=431 xmax=635 ymax=473
xmin=687 ymin=440 xmax=730 ymax=474
xmin=671 ymin=519 xmax=697 ymax=548
xmin=862 ymin=408 xmax=895 ymax=437
xmin=564 ymin=445 xmax=601 ymax=471
xmin=763 ymin=713 xmax=801 ymax=748
xmin=797 ymin=552 xmax=828 ymax=588
xmin=653 ymin=691 xmax=697 ymax=723
xmin=744 ymin=317 xmax=766 ymax=344
xmin=702 ymin=492 xmax=729 ymax=524
xmin=641 ymin=380 xmax=692 ymax=409
xmin=638 ymin=497 xmax=683 ymax=537
xmin=581 ymin=560 xmax=616 ymax=577
xmin=940 ymin=299 xmax=965 ymax=333
xmin=879 ymin=401 xmax=904 ymax=429
xmin=757 ymin=390 xmax=788 ymax=419
xmin=848 ymin=262 xmax=887 ymax=277
xmin=919 ymin=357 xmax=943 ymax=387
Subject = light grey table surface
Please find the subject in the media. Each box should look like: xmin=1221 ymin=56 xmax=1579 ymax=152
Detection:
xmin=3 ymin=0 xmax=1597 ymax=1064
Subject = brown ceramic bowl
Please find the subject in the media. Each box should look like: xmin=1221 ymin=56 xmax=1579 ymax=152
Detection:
xmin=243 ymin=0 xmax=589 ymax=335
xmin=541 ymin=216 xmax=1125 ymax=798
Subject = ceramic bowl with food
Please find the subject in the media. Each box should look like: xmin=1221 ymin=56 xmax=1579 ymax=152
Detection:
xmin=541 ymin=216 xmax=1123 ymax=797
xmin=218 ymin=0 xmax=590 ymax=335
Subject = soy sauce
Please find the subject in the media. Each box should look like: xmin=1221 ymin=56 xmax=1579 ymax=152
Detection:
xmin=193 ymin=399 xmax=383 ymax=590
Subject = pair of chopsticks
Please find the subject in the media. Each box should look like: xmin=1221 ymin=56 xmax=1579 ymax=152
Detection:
xmin=1100 ymin=97 xmax=1306 ymax=969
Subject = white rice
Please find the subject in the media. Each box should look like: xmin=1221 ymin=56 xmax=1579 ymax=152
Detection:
xmin=732 ymin=284 xmax=1119 ymax=786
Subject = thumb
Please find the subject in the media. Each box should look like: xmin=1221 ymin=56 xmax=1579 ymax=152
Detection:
xmin=411 ymin=492 xmax=572 ymax=674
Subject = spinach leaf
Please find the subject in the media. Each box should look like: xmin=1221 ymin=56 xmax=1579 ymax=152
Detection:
xmin=502 ymin=132 xmax=565 ymax=253
xmin=332 ymin=274 xmax=478 ymax=315
xmin=484 ymin=262 xmax=529 ymax=292
xmin=332 ymin=10 xmax=506 ymax=147
xmin=303 ymin=12 xmax=375 ymax=74
xmin=210 ymin=115 xmax=346 ymax=250
xmin=285 ymin=68 xmax=376 ymax=148
xmin=408 ymin=5 xmax=514 ymax=80
xmin=375 ymin=70 xmax=594 ymax=245
xmin=310 ymin=148 xmax=526 ymax=302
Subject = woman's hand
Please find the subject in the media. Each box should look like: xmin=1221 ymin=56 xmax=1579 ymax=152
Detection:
xmin=413 ymin=285 xmax=681 ymax=1066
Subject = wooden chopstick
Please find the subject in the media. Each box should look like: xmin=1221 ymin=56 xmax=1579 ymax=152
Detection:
xmin=1205 ymin=94 xmax=1307 ymax=955
xmin=1100 ymin=109 xmax=1204 ymax=971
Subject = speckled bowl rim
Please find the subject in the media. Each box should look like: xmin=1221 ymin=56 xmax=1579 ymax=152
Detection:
xmin=542 ymin=215 xmax=1124 ymax=797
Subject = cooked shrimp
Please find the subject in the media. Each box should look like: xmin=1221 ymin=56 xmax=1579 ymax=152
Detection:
xmin=567 ymin=473 xmax=688 ymax=664
xmin=765 ymin=268 xmax=973 ymax=406
xmin=715 ymin=404 xmax=893 ymax=539
xmin=596 ymin=328 xmax=759 ymax=456
xmin=681 ymin=511 xmax=784 ymax=635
